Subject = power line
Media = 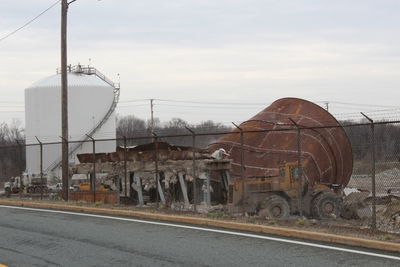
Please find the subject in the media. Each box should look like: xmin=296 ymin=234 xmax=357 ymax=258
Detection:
xmin=156 ymin=104 xmax=263 ymax=110
xmin=0 ymin=0 xmax=61 ymax=43
xmin=118 ymin=99 xmax=151 ymax=103
xmin=328 ymin=101 xmax=399 ymax=108
xmin=155 ymin=98 xmax=270 ymax=106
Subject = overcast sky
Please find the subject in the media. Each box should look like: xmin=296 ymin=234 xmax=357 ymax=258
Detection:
xmin=1 ymin=0 xmax=400 ymax=126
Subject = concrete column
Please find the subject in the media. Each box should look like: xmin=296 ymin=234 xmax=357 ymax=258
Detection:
xmin=178 ymin=173 xmax=190 ymax=206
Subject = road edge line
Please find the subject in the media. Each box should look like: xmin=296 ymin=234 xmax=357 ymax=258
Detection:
xmin=0 ymin=200 xmax=399 ymax=253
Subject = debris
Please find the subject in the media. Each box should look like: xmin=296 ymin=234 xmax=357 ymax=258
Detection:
xmin=211 ymin=148 xmax=229 ymax=160
xmin=341 ymin=191 xmax=370 ymax=219
xmin=343 ymin=187 xmax=360 ymax=196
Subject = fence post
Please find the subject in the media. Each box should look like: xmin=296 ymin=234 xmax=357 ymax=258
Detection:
xmin=289 ymin=118 xmax=303 ymax=217
xmin=86 ymin=135 xmax=96 ymax=203
xmin=185 ymin=127 xmax=197 ymax=212
xmin=152 ymin=132 xmax=160 ymax=206
xmin=361 ymin=112 xmax=376 ymax=229
xmin=232 ymin=123 xmax=246 ymax=216
xmin=15 ymin=140 xmax=23 ymax=199
xmin=123 ymin=135 xmax=128 ymax=198
xmin=35 ymin=137 xmax=44 ymax=200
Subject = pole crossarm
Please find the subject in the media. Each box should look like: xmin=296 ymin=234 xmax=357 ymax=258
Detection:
xmin=35 ymin=136 xmax=42 ymax=145
xmin=184 ymin=126 xmax=195 ymax=135
xmin=231 ymin=122 xmax=243 ymax=131
xmin=360 ymin=112 xmax=374 ymax=123
xmin=288 ymin=117 xmax=299 ymax=127
xmin=85 ymin=134 xmax=94 ymax=141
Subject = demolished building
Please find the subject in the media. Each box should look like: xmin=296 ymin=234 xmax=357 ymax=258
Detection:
xmin=73 ymin=142 xmax=231 ymax=206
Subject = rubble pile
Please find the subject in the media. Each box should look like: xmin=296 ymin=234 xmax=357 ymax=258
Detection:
xmin=341 ymin=192 xmax=371 ymax=219
xmin=341 ymin=190 xmax=400 ymax=233
xmin=376 ymin=197 xmax=400 ymax=233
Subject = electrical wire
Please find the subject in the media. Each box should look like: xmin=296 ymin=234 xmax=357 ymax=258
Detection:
xmin=118 ymin=99 xmax=151 ymax=104
xmin=0 ymin=0 xmax=60 ymax=43
xmin=155 ymin=98 xmax=270 ymax=106
xmin=328 ymin=101 xmax=399 ymax=108
xmin=155 ymin=103 xmax=263 ymax=110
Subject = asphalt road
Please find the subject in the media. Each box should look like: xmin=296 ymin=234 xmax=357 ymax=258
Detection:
xmin=0 ymin=205 xmax=398 ymax=267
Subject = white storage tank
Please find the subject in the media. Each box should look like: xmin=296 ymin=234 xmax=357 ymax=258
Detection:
xmin=25 ymin=65 xmax=118 ymax=178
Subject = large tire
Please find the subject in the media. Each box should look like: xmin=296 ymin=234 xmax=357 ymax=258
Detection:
xmin=258 ymin=195 xmax=290 ymax=219
xmin=311 ymin=192 xmax=342 ymax=219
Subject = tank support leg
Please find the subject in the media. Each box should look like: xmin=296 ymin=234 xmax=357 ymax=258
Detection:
xmin=157 ymin=179 xmax=166 ymax=204
xmin=206 ymin=172 xmax=211 ymax=206
xmin=178 ymin=173 xmax=190 ymax=206
xmin=134 ymin=173 xmax=144 ymax=206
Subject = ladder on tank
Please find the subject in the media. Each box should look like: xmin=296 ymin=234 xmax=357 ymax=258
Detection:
xmin=45 ymin=66 xmax=120 ymax=173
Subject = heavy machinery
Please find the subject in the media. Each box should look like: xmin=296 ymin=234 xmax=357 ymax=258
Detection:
xmin=4 ymin=176 xmax=22 ymax=197
xmin=209 ymin=98 xmax=353 ymax=219
xmin=4 ymin=174 xmax=48 ymax=195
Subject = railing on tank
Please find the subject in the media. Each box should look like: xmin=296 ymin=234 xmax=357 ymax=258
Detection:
xmin=56 ymin=65 xmax=120 ymax=89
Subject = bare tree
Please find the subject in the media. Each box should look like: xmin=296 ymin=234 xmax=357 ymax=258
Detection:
xmin=0 ymin=120 xmax=25 ymax=183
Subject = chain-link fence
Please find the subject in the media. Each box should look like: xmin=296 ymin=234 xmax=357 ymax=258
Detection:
xmin=1 ymin=120 xmax=400 ymax=232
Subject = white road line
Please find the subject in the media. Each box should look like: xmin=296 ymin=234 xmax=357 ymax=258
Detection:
xmin=1 ymin=205 xmax=399 ymax=261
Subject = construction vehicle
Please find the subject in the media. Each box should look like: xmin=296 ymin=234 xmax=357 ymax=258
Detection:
xmin=5 ymin=174 xmax=48 ymax=195
xmin=27 ymin=177 xmax=48 ymax=193
xmin=228 ymin=162 xmax=343 ymax=219
xmin=210 ymin=98 xmax=353 ymax=219
xmin=74 ymin=182 xmax=112 ymax=191
xmin=4 ymin=176 xmax=23 ymax=197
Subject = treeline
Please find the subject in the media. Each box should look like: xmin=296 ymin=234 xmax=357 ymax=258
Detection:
xmin=1 ymin=115 xmax=400 ymax=183
xmin=117 ymin=116 xmax=400 ymax=164
xmin=0 ymin=121 xmax=25 ymax=183
xmin=343 ymin=120 xmax=400 ymax=162
xmin=116 ymin=115 xmax=232 ymax=148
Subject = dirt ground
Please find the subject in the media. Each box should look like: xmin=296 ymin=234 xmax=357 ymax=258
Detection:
xmin=1 ymin=196 xmax=400 ymax=244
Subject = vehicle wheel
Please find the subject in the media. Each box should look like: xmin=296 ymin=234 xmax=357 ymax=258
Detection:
xmin=311 ymin=192 xmax=342 ymax=219
xmin=34 ymin=187 xmax=41 ymax=193
xmin=27 ymin=187 xmax=35 ymax=193
xmin=258 ymin=195 xmax=290 ymax=219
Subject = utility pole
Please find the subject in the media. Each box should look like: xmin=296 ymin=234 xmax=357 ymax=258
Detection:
xmin=150 ymin=99 xmax=154 ymax=135
xmin=324 ymin=101 xmax=329 ymax=112
xmin=61 ymin=0 xmax=69 ymax=201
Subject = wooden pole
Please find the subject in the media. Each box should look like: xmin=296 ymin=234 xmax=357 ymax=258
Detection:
xmin=61 ymin=0 xmax=69 ymax=201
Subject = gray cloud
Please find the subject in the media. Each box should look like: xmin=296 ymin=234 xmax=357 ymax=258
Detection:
xmin=1 ymin=0 xmax=400 ymax=125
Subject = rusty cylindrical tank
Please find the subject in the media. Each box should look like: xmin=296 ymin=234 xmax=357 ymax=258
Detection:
xmin=208 ymin=98 xmax=353 ymax=186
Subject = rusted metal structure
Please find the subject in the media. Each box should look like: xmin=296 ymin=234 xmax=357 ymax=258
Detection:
xmin=209 ymin=98 xmax=353 ymax=218
xmin=77 ymin=142 xmax=211 ymax=163
xmin=209 ymin=97 xmax=353 ymax=185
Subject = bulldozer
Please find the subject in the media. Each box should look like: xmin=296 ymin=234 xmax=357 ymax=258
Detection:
xmin=228 ymin=162 xmax=342 ymax=219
